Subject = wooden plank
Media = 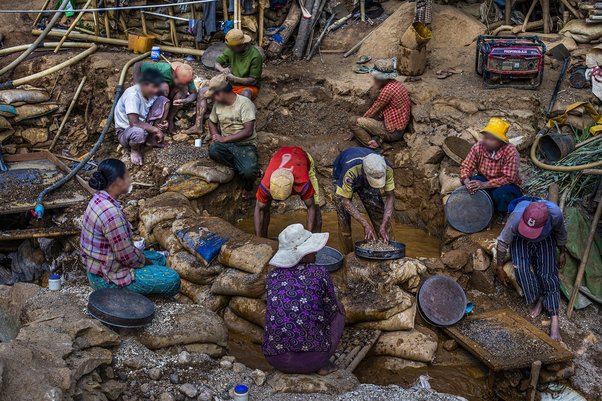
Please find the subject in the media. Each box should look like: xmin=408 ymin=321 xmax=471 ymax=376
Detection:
xmin=445 ymin=309 xmax=572 ymax=372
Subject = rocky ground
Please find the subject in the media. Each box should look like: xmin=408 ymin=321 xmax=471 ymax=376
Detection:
xmin=0 ymin=1 xmax=601 ymax=401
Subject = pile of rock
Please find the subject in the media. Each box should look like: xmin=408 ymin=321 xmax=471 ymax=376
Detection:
xmin=0 ymin=88 xmax=59 ymax=152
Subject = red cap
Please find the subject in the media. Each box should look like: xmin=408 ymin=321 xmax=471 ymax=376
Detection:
xmin=518 ymin=203 xmax=549 ymax=240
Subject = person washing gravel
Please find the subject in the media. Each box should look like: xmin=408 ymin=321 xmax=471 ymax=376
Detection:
xmin=263 ymin=223 xmax=345 ymax=375
xmin=333 ymin=147 xmax=396 ymax=254
xmin=254 ymin=146 xmax=322 ymax=237
xmin=80 ymin=159 xmax=181 ymax=297
xmin=496 ymin=200 xmax=567 ymax=341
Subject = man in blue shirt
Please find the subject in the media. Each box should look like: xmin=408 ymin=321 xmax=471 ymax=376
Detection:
xmin=496 ymin=200 xmax=567 ymax=341
xmin=333 ymin=148 xmax=396 ymax=254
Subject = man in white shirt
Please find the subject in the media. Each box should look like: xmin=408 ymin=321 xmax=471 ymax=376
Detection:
xmin=114 ymin=69 xmax=170 ymax=165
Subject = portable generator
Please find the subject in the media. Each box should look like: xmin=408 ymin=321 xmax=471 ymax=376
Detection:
xmin=475 ymin=35 xmax=546 ymax=89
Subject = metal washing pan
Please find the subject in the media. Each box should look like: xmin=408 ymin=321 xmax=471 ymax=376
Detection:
xmin=418 ymin=275 xmax=468 ymax=327
xmin=354 ymin=240 xmax=406 ymax=260
xmin=445 ymin=186 xmax=493 ymax=234
xmin=87 ymin=288 xmax=155 ymax=328
xmin=316 ymin=246 xmax=344 ymax=272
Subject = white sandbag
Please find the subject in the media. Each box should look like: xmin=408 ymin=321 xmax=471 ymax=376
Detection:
xmin=210 ymin=268 xmax=266 ymax=298
xmin=177 ymin=160 xmax=235 ymax=183
xmin=139 ymin=192 xmax=195 ymax=233
xmin=354 ymin=302 xmax=416 ymax=331
xmin=228 ymin=296 xmax=266 ymax=327
xmin=168 ymin=251 xmax=224 ymax=285
xmin=224 ymin=308 xmax=264 ymax=344
xmin=0 ymin=89 xmax=50 ymax=105
xmin=219 ymin=242 xmax=274 ymax=274
xmin=373 ymin=329 xmax=438 ymax=363
xmin=180 ymin=279 xmax=229 ymax=312
xmin=13 ymin=103 xmax=58 ymax=122
xmin=160 ymin=174 xmax=219 ymax=199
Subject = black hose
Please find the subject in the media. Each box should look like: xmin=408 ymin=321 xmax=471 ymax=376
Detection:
xmin=34 ymin=84 xmax=124 ymax=218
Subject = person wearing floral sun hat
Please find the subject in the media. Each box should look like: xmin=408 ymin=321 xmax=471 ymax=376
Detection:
xmin=496 ymin=201 xmax=568 ymax=341
xmin=262 ymin=224 xmax=345 ymax=375
xmin=348 ymin=59 xmax=411 ymax=150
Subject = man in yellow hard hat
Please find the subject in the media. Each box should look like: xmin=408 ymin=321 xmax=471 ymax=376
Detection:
xmin=460 ymin=117 xmax=522 ymax=213
xmin=215 ymin=28 xmax=263 ymax=101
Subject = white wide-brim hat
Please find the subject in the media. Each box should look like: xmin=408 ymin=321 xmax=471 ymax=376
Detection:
xmin=269 ymin=223 xmax=329 ymax=268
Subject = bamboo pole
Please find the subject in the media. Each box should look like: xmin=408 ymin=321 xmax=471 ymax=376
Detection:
xmin=33 ymin=0 xmax=52 ymax=28
xmin=234 ymin=0 xmax=239 ymax=29
xmin=542 ymin=0 xmax=550 ymax=33
xmin=49 ymin=76 xmax=87 ymax=151
xmin=54 ymin=0 xmax=93 ymax=53
xmin=191 ymin=5 xmax=200 ymax=50
xmin=521 ymin=0 xmax=538 ymax=33
xmin=141 ymin=10 xmax=148 ymax=35
xmin=168 ymin=7 xmax=179 ymax=46
xmin=104 ymin=11 xmax=111 ymax=38
xmin=34 ymin=29 xmax=205 ymax=56
xmin=93 ymin=11 xmax=100 ymax=36
xmin=223 ymin=0 xmax=229 ymax=20
xmin=259 ymin=0 xmax=266 ymax=46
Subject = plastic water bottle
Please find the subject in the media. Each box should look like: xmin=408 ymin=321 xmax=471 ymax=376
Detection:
xmin=151 ymin=46 xmax=161 ymax=61
xmin=233 ymin=385 xmax=249 ymax=401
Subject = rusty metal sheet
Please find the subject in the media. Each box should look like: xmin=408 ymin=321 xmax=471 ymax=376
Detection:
xmin=445 ymin=309 xmax=573 ymax=372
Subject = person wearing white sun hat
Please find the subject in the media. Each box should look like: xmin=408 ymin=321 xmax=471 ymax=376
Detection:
xmin=262 ymin=224 xmax=345 ymax=375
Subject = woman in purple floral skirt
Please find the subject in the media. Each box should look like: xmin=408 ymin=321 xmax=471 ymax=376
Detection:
xmin=262 ymin=224 xmax=346 ymax=375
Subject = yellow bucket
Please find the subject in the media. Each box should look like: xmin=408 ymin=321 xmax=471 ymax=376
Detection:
xmin=400 ymin=22 xmax=432 ymax=50
xmin=128 ymin=34 xmax=155 ymax=54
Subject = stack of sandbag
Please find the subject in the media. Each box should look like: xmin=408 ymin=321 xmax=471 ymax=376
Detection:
xmin=337 ymin=254 xmax=438 ymax=365
xmin=0 ymin=88 xmax=58 ymax=149
xmin=160 ymin=159 xmax=235 ymax=199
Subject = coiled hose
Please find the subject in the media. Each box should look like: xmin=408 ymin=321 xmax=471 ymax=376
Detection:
xmin=33 ymin=51 xmax=151 ymax=219
xmin=530 ymin=133 xmax=602 ymax=172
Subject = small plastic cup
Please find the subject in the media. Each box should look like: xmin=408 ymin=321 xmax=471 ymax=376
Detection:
xmin=233 ymin=384 xmax=249 ymax=401
xmin=48 ymin=273 xmax=61 ymax=291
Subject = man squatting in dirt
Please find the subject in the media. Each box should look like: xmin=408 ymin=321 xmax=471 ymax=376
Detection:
xmin=132 ymin=60 xmax=197 ymax=135
xmin=254 ymin=146 xmax=322 ymax=238
xmin=205 ymin=74 xmax=260 ymax=201
xmin=114 ymin=69 xmax=169 ymax=165
xmin=348 ymin=59 xmax=411 ymax=150
xmin=496 ymin=200 xmax=568 ymax=341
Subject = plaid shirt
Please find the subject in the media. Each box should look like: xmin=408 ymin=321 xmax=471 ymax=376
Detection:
xmin=80 ymin=191 xmax=144 ymax=286
xmin=460 ymin=141 xmax=522 ymax=187
xmin=364 ymin=80 xmax=411 ymax=133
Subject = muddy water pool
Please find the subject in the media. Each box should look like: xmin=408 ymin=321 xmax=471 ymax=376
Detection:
xmin=235 ymin=210 xmax=441 ymax=258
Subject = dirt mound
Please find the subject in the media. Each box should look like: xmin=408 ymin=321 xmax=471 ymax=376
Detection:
xmin=358 ymin=3 xmax=485 ymax=69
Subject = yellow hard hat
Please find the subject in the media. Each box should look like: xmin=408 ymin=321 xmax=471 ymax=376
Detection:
xmin=481 ymin=117 xmax=510 ymax=143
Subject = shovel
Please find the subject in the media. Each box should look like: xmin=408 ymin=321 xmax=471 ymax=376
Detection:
xmin=546 ymin=43 xmax=571 ymax=118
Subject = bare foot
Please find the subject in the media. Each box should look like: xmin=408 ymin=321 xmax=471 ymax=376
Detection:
xmin=367 ymin=140 xmax=380 ymax=149
xmin=317 ymin=362 xmax=338 ymax=376
xmin=550 ymin=315 xmax=562 ymax=341
xmin=344 ymin=132 xmax=355 ymax=141
xmin=184 ymin=125 xmax=203 ymax=135
xmin=529 ymin=299 xmax=543 ymax=318
xmin=130 ymin=149 xmax=143 ymax=166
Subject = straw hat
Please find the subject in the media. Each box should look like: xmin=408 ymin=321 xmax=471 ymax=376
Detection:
xmin=269 ymin=224 xmax=329 ymax=268
xmin=363 ymin=153 xmax=387 ymax=189
xmin=225 ymin=28 xmax=252 ymax=46
xmin=270 ymin=168 xmax=294 ymax=201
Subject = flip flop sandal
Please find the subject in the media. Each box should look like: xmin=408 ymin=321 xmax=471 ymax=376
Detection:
xmin=356 ymin=55 xmax=372 ymax=64
xmin=436 ymin=70 xmax=454 ymax=79
xmin=354 ymin=66 xmax=371 ymax=74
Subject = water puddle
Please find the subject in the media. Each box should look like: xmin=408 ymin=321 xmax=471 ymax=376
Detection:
xmin=236 ymin=210 xmax=441 ymax=258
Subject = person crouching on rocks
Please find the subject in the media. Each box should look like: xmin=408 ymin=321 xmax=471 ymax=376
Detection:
xmin=80 ymin=159 xmax=181 ymax=297
xmin=263 ymin=224 xmax=345 ymax=375
xmin=114 ymin=69 xmax=170 ymax=166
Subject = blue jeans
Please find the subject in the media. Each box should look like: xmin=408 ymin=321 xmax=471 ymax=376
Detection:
xmin=87 ymin=251 xmax=181 ymax=297
xmin=471 ymin=175 xmax=522 ymax=213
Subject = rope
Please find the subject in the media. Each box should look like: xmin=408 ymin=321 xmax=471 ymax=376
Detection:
xmin=0 ymin=0 xmax=217 ymax=13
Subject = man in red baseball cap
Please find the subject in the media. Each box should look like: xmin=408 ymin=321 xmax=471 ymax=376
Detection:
xmin=496 ymin=200 xmax=568 ymax=341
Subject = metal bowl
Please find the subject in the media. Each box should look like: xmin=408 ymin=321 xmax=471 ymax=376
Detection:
xmin=87 ymin=288 xmax=155 ymax=328
xmin=417 ymin=275 xmax=467 ymax=327
xmin=445 ymin=186 xmax=493 ymax=234
xmin=316 ymin=246 xmax=344 ymax=272
xmin=354 ymin=240 xmax=406 ymax=260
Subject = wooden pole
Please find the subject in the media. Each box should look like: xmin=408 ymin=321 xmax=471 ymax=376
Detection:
xmin=542 ymin=0 xmax=550 ymax=33
xmin=527 ymin=361 xmax=542 ymax=401
xmin=343 ymin=29 xmax=374 ymax=58
xmin=33 ymin=0 xmax=52 ymax=28
xmin=223 ymin=0 xmax=229 ymax=21
xmin=141 ymin=10 xmax=148 ymax=35
xmin=191 ymin=5 xmax=200 ymax=50
xmin=521 ymin=0 xmax=538 ymax=32
xmin=104 ymin=12 xmax=111 ymax=38
xmin=93 ymin=11 xmax=100 ymax=36
xmin=168 ymin=7 xmax=179 ymax=46
xmin=567 ymin=192 xmax=602 ymax=318
xmin=54 ymin=0 xmax=93 ymax=53
xmin=505 ymin=0 xmax=512 ymax=25
xmin=259 ymin=0 xmax=266 ymax=46
xmin=49 ymin=76 xmax=87 ymax=151
xmin=360 ymin=0 xmax=366 ymax=22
